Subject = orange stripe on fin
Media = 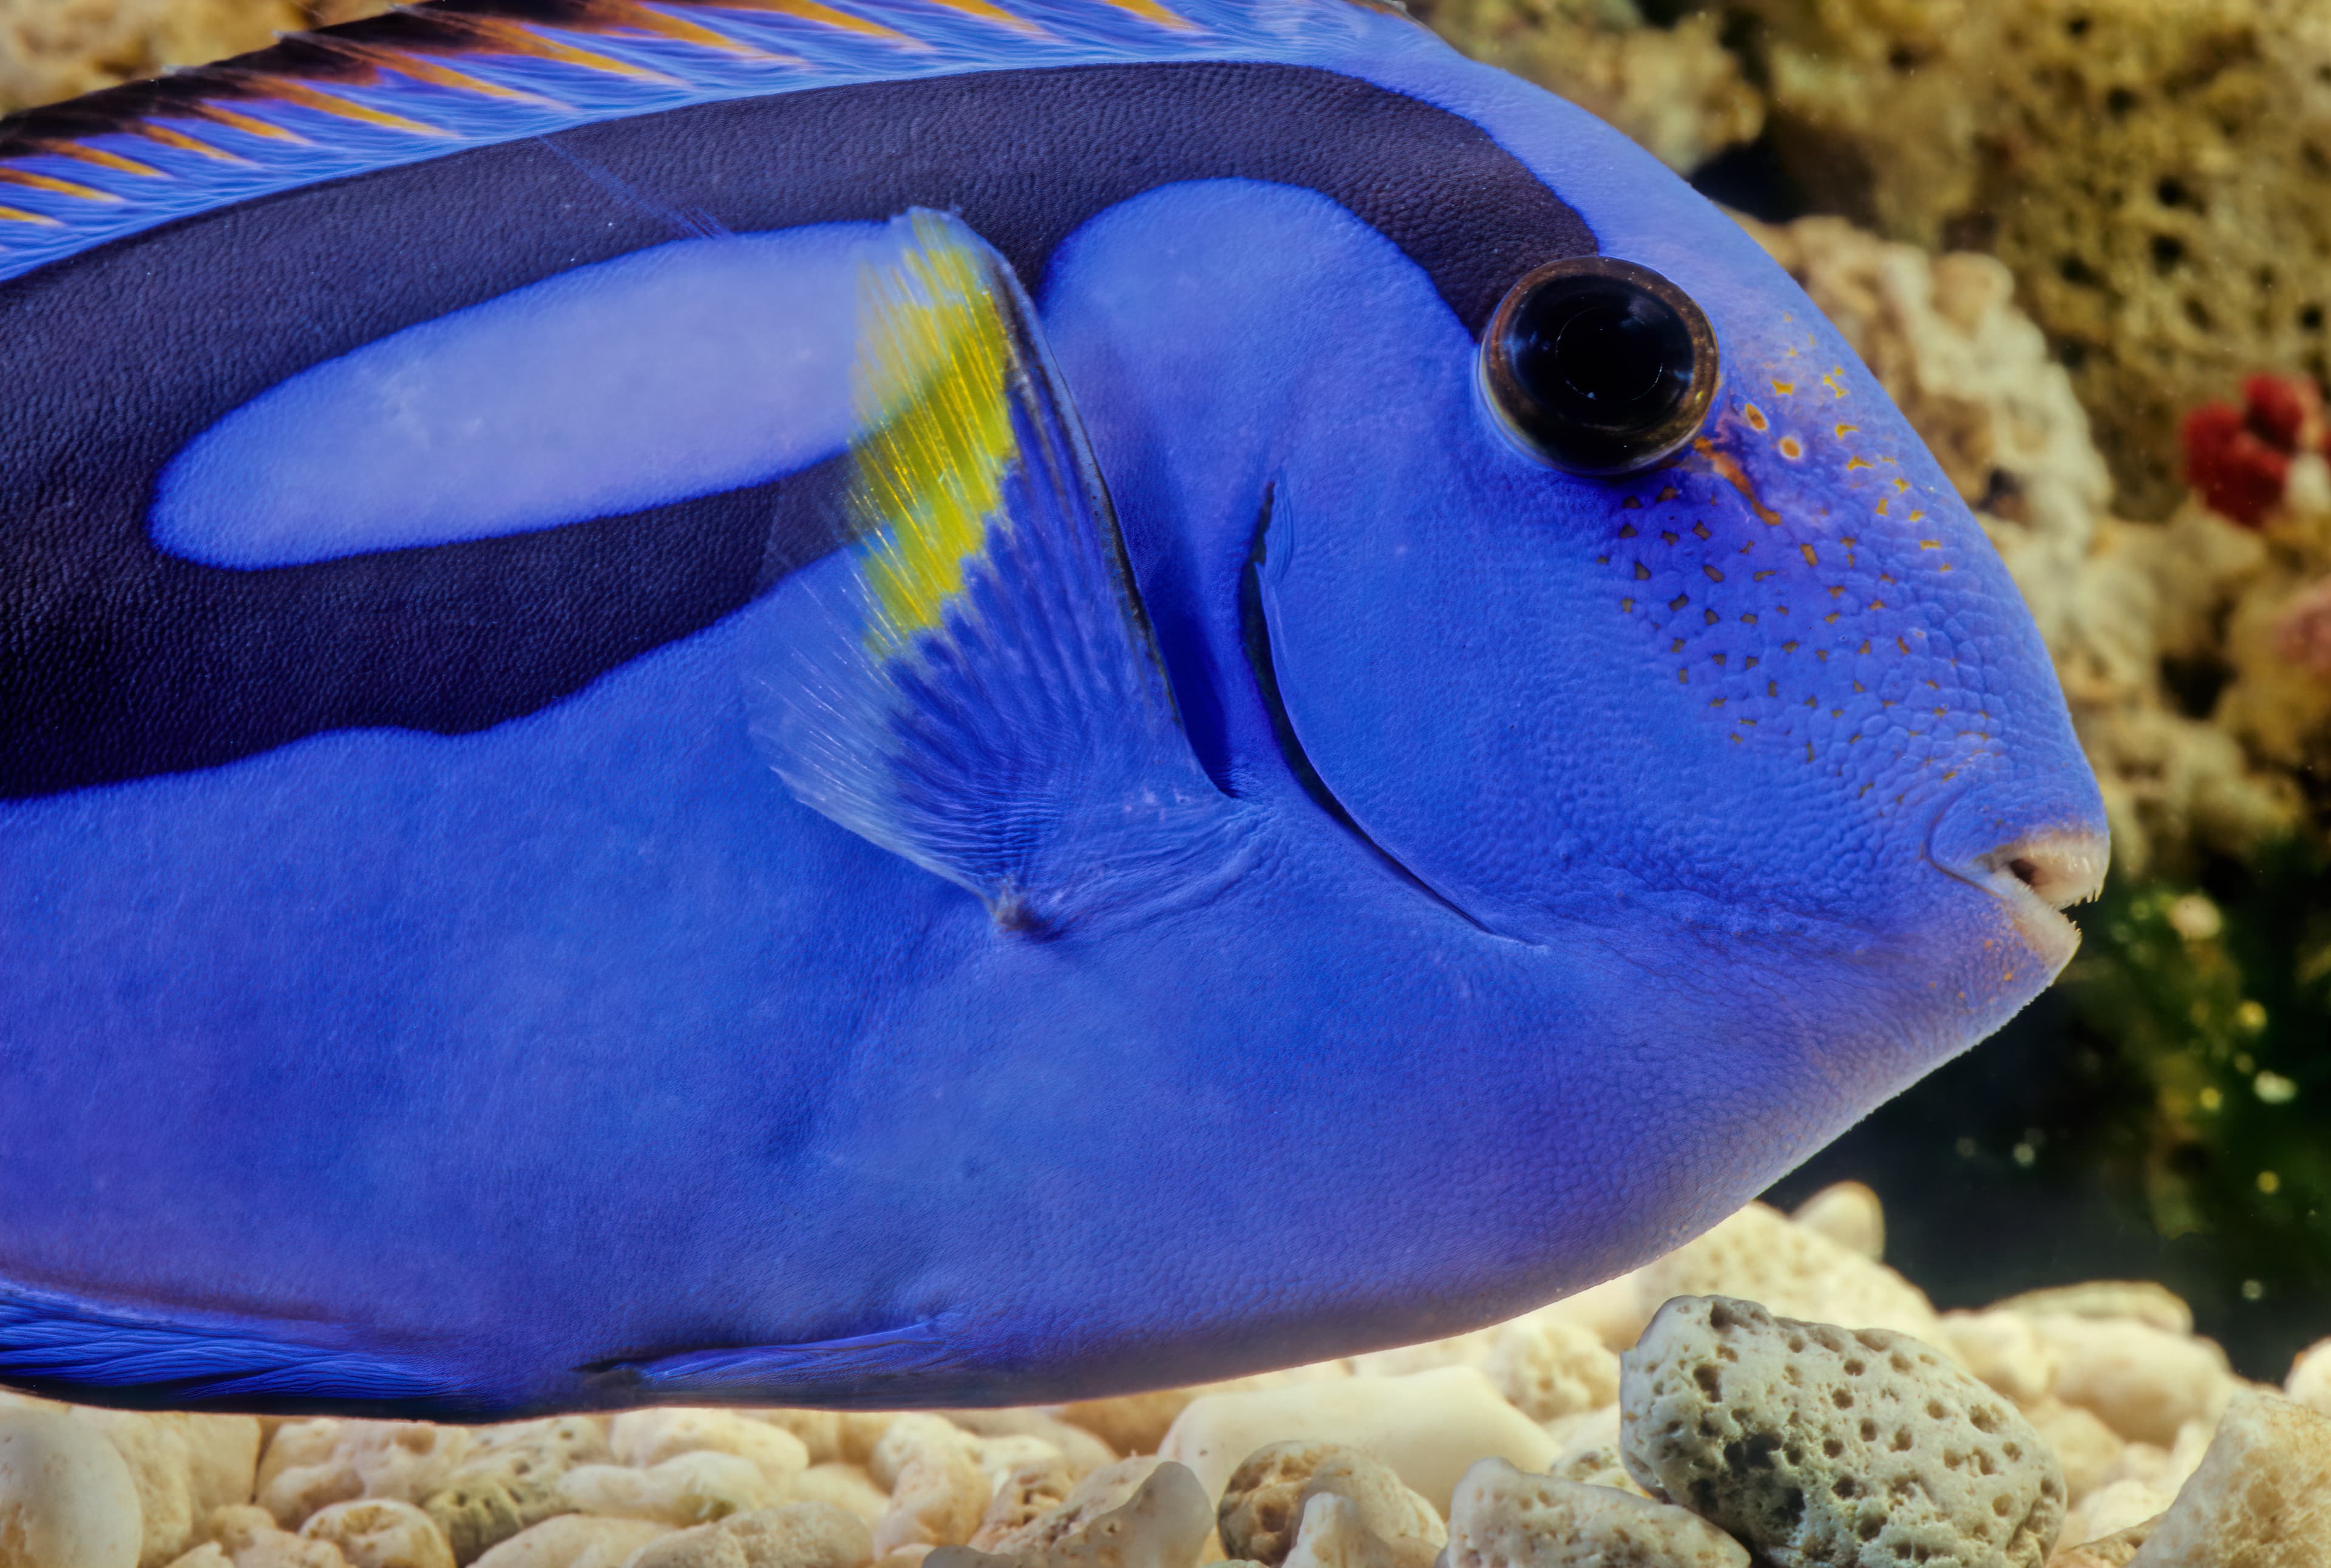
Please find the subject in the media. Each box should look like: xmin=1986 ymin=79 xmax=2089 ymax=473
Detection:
xmin=436 ymin=16 xmax=687 ymax=83
xmin=917 ymin=0 xmax=1047 ymax=33
xmin=134 ymin=124 xmax=252 ymax=163
xmin=0 ymin=168 xmax=123 ymax=203
xmin=297 ymin=36 xmax=566 ymax=106
xmin=192 ymin=105 xmax=310 ymax=144
xmin=34 ymin=141 xmax=164 ymax=178
xmin=0 ymin=203 xmax=62 ymax=225
xmin=571 ymin=1 xmax=759 ymax=53
xmin=231 ymin=75 xmax=452 ymax=137
xmin=1103 ymin=0 xmax=1196 ymax=27
xmin=699 ymin=0 xmax=912 ymax=41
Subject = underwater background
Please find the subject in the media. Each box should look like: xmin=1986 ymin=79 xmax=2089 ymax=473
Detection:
xmin=1 ymin=0 xmax=2327 ymax=1385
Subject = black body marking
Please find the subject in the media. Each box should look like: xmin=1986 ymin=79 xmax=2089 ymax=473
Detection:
xmin=0 ymin=62 xmax=1593 ymax=799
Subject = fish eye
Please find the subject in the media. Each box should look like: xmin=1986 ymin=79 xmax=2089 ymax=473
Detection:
xmin=1479 ymin=257 xmax=1719 ymax=477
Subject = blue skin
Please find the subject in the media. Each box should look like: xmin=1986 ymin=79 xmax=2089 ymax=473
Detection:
xmin=0 ymin=9 xmax=2104 ymax=1415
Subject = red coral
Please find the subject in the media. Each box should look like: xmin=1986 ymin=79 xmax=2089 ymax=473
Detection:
xmin=2183 ymin=373 xmax=2328 ymax=528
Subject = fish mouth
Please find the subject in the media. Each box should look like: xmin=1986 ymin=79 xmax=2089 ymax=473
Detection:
xmin=1930 ymin=823 xmax=2109 ymax=970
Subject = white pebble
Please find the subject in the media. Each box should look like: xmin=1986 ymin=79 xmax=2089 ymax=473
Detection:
xmin=1161 ymin=1368 xmax=1557 ymax=1516
xmin=558 ymin=1453 xmax=776 ymax=1526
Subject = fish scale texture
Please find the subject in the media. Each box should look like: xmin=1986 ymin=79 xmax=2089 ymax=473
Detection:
xmin=1618 ymin=1296 xmax=2064 ymax=1568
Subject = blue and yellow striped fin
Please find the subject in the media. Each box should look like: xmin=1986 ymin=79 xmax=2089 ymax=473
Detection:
xmin=753 ymin=211 xmax=1225 ymax=930
xmin=0 ymin=0 xmax=1385 ymax=280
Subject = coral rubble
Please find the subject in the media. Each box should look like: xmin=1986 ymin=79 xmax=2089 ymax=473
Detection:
xmin=4 ymin=1187 xmax=2326 ymax=1568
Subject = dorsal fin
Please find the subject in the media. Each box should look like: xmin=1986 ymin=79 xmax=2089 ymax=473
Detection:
xmin=0 ymin=0 xmax=1394 ymax=281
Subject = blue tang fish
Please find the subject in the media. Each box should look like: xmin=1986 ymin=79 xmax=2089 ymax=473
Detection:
xmin=0 ymin=0 xmax=2106 ymax=1417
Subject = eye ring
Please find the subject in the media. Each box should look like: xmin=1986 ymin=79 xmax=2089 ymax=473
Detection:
xmin=1479 ymin=257 xmax=1719 ymax=477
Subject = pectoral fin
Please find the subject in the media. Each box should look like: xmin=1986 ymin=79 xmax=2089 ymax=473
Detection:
xmin=752 ymin=211 xmax=1231 ymax=932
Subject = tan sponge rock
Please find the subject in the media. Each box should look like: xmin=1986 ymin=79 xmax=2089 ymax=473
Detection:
xmin=260 ymin=1422 xmax=475 ymax=1527
xmin=1215 ymin=1445 xmax=1442 ymax=1568
xmin=1442 ymin=1457 xmax=1746 ymax=1568
xmin=1627 ymin=1204 xmax=1940 ymax=1344
xmin=928 ymin=1460 xmax=1211 ymax=1568
xmin=422 ymin=1419 xmax=609 ymax=1566
xmin=468 ymin=1516 xmax=667 ymax=1568
xmin=0 ymin=1404 xmax=144 ymax=1568
xmin=2124 ymin=1388 xmax=2331 ymax=1567
xmin=1620 ymin=1296 xmax=2065 ymax=1567
xmin=299 ymin=1500 xmax=454 ymax=1568
xmin=2022 ymin=1317 xmax=2232 ymax=1448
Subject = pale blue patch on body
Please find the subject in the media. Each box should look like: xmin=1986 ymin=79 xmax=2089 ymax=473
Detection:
xmin=151 ymin=221 xmax=890 ymax=568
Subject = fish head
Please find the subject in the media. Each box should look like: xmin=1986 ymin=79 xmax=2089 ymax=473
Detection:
xmin=1226 ymin=112 xmax=2107 ymax=1115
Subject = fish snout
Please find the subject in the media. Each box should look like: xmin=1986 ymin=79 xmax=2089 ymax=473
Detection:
xmin=1926 ymin=782 xmax=2109 ymax=970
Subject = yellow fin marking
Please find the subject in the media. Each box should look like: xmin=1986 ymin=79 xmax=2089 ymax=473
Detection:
xmin=0 ymin=203 xmax=61 ymax=225
xmin=1104 ymin=0 xmax=1196 ymax=26
xmin=851 ymin=216 xmax=1018 ymax=651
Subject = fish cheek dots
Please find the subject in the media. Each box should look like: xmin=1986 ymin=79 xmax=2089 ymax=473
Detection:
xmin=1479 ymin=257 xmax=1718 ymax=476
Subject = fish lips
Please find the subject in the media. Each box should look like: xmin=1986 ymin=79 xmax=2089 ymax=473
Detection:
xmin=1926 ymin=781 xmax=2111 ymax=975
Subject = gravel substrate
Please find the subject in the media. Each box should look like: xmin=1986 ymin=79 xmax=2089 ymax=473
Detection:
xmin=4 ymin=1186 xmax=2328 ymax=1568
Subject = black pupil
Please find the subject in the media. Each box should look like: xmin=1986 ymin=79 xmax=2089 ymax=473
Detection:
xmin=1507 ymin=278 xmax=1692 ymax=430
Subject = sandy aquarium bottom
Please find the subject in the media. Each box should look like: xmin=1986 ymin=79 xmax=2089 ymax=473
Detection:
xmin=2 ymin=1185 xmax=2327 ymax=1568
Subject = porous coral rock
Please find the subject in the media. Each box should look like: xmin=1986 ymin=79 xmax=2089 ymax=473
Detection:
xmin=1620 ymin=1296 xmax=2065 ymax=1567
xmin=208 ymin=1506 xmax=349 ymax=1568
xmin=2044 ymin=1518 xmax=2153 ymax=1568
xmin=260 ymin=1424 xmax=476 ymax=1528
xmin=1422 ymin=0 xmax=1763 ymax=172
xmin=1161 ymin=1369 xmax=1558 ymax=1516
xmin=1274 ymin=1497 xmax=1388 ymax=1568
xmin=744 ymin=1419 xmax=843 ymax=1471
xmin=2285 ymin=1336 xmax=2331 ymax=1416
xmin=942 ymin=1415 xmax=1111 ymax=1480
xmin=468 ymin=1516 xmax=668 ymax=1568
xmin=609 ymin=1414 xmax=810 ymax=1496
xmin=2054 ymin=1483 xmax=2173 ymax=1556
xmin=1788 ymin=1182 xmax=1885 ymax=1262
xmin=1215 ymin=1445 xmax=1442 ymax=1568
xmin=1480 ymin=1318 xmax=1620 ymax=1427
xmin=299 ymin=1501 xmax=455 ymax=1568
xmin=70 ymin=1411 xmax=263 ymax=1568
xmin=1730 ymin=0 xmax=2331 ymax=522
xmin=2021 ymin=1317 xmax=2233 ymax=1448
xmin=557 ymin=1454 xmax=776 ymax=1527
xmin=0 ymin=1405 xmax=143 ymax=1568
xmin=1991 ymin=1285 xmax=2195 ymax=1340
xmin=714 ymin=1503 xmax=872 ymax=1568
xmin=867 ymin=1418 xmax=986 ymax=1556
xmin=1442 ymin=1458 xmax=1747 ymax=1568
xmin=2123 ymin=1388 xmax=2331 ymax=1566
xmin=792 ymin=1467 xmax=891 ymax=1527
xmin=970 ymin=1460 xmax=1081 ymax=1552
xmin=1539 ymin=1410 xmax=1649 ymax=1502
xmin=2013 ymin=1402 xmax=2124 ymax=1507
xmin=422 ymin=1420 xmax=609 ymax=1566
xmin=928 ymin=1462 xmax=1211 ymax=1568
xmin=1624 ymin=1201 xmax=1941 ymax=1343
xmin=1936 ymin=1314 xmax=2059 ymax=1408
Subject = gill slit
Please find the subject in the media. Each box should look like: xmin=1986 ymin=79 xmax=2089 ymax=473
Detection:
xmin=1239 ymin=481 xmax=1508 ymax=942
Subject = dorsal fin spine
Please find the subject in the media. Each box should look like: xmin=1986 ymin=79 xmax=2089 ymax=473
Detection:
xmin=0 ymin=0 xmax=1379 ymax=277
